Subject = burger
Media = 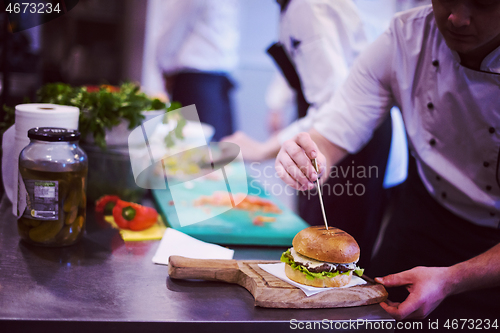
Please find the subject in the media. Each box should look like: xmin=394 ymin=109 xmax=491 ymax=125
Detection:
xmin=280 ymin=226 xmax=364 ymax=288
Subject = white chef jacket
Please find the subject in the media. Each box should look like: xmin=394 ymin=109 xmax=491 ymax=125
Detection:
xmin=275 ymin=0 xmax=408 ymax=188
xmin=314 ymin=5 xmax=500 ymax=228
xmin=156 ymin=0 xmax=239 ymax=75
xmin=276 ymin=0 xmax=368 ymax=143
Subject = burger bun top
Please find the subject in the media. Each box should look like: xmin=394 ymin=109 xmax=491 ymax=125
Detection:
xmin=292 ymin=226 xmax=360 ymax=263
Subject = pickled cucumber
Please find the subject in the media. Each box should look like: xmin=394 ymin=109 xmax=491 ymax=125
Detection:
xmin=58 ymin=225 xmax=75 ymax=243
xmin=65 ymin=207 xmax=78 ymax=225
xmin=58 ymin=179 xmax=70 ymax=204
xmin=58 ymin=224 xmax=80 ymax=243
xmin=29 ymin=219 xmax=64 ymax=243
xmin=57 ymin=215 xmax=85 ymax=243
xmin=63 ymin=190 xmax=80 ymax=213
xmin=74 ymin=215 xmax=84 ymax=228
xmin=21 ymin=218 xmax=41 ymax=227
xmin=18 ymin=166 xmax=87 ymax=246
xmin=79 ymin=190 xmax=87 ymax=209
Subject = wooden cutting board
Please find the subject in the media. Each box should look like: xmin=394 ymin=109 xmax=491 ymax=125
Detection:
xmin=168 ymin=256 xmax=388 ymax=309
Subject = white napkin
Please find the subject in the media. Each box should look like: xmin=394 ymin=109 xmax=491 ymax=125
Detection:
xmin=258 ymin=263 xmax=367 ymax=297
xmin=2 ymin=125 xmax=15 ymax=203
xmin=152 ymin=228 xmax=234 ymax=265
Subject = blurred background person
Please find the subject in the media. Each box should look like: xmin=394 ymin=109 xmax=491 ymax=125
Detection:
xmin=156 ymin=0 xmax=240 ymax=141
xmin=224 ymin=0 xmax=399 ymax=265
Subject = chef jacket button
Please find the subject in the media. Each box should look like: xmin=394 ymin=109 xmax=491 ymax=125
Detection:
xmin=489 ymin=127 xmax=496 ymax=134
xmin=429 ymin=138 xmax=436 ymax=146
xmin=436 ymin=175 xmax=441 ymax=181
xmin=490 ymin=212 xmax=496 ymax=217
xmin=441 ymin=192 xmax=447 ymax=199
xmin=427 ymin=102 xmax=434 ymax=109
xmin=486 ymin=185 xmax=492 ymax=191
xmin=484 ymin=161 xmax=490 ymax=167
xmin=432 ymin=60 xmax=439 ymax=67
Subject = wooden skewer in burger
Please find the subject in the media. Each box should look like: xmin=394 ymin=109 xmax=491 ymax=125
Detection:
xmin=280 ymin=226 xmax=364 ymax=288
xmin=311 ymin=158 xmax=329 ymax=231
xmin=282 ymin=159 xmax=363 ymax=288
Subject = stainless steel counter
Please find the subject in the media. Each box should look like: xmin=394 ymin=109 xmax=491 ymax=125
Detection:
xmin=0 ymin=195 xmax=393 ymax=332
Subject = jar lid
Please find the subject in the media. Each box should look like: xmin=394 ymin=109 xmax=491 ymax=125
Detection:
xmin=28 ymin=127 xmax=81 ymax=142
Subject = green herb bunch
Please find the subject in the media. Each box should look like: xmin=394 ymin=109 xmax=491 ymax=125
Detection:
xmin=36 ymin=82 xmax=176 ymax=149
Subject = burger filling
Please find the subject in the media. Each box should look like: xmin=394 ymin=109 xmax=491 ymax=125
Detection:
xmin=280 ymin=248 xmax=364 ymax=280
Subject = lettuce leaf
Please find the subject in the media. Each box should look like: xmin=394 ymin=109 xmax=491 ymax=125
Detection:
xmin=280 ymin=249 xmax=363 ymax=280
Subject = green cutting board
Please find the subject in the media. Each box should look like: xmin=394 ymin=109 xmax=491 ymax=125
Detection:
xmin=152 ymin=177 xmax=309 ymax=246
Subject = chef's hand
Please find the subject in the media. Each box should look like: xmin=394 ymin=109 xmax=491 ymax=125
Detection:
xmin=275 ymin=132 xmax=327 ymax=191
xmin=268 ymin=108 xmax=285 ymax=134
xmin=375 ymin=266 xmax=452 ymax=320
xmin=221 ymin=131 xmax=281 ymax=162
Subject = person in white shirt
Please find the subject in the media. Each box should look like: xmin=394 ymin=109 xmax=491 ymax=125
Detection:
xmin=275 ymin=0 xmax=500 ymax=320
xmin=225 ymin=0 xmax=369 ymax=160
xmin=156 ymin=0 xmax=239 ymax=141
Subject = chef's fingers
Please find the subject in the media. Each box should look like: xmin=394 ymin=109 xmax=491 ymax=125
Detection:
xmin=276 ymin=161 xmax=308 ymax=191
xmin=276 ymin=150 xmax=314 ymax=191
xmin=379 ymin=301 xmax=398 ymax=314
xmin=282 ymin=139 xmax=318 ymax=184
xmin=383 ymin=299 xmax=400 ymax=307
xmin=382 ymin=292 xmax=427 ymax=320
xmin=295 ymin=132 xmax=319 ymax=160
xmin=379 ymin=301 xmax=408 ymax=320
xmin=275 ymin=160 xmax=308 ymax=191
xmin=375 ymin=270 xmax=413 ymax=287
xmin=294 ymin=132 xmax=327 ymax=179
xmin=313 ymin=154 xmax=327 ymax=178
xmin=380 ymin=299 xmax=415 ymax=320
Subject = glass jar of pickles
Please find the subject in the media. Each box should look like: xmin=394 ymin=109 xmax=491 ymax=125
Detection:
xmin=17 ymin=127 xmax=88 ymax=247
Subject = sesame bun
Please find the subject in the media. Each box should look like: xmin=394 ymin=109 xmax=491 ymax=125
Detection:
xmin=292 ymin=226 xmax=360 ymax=264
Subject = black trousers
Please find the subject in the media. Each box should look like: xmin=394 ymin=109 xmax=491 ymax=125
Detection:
xmin=370 ymin=155 xmax=500 ymax=320
xmin=299 ymin=114 xmax=393 ymax=267
xmin=171 ymin=72 xmax=235 ymax=141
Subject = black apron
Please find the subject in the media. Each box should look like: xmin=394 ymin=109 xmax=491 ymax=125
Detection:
xmin=267 ymin=43 xmax=309 ymax=119
xmin=370 ymin=155 xmax=500 ymax=320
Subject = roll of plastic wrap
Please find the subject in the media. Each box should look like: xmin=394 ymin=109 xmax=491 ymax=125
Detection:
xmin=2 ymin=104 xmax=79 ymax=216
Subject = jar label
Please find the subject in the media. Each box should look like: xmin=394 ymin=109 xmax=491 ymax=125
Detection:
xmin=22 ymin=180 xmax=59 ymax=220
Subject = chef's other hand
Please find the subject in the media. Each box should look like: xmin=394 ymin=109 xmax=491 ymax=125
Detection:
xmin=275 ymin=132 xmax=327 ymax=191
xmin=375 ymin=266 xmax=451 ymax=320
xmin=221 ymin=131 xmax=280 ymax=162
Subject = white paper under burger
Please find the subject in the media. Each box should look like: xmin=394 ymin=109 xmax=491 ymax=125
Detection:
xmin=258 ymin=263 xmax=366 ymax=297
xmin=1 ymin=103 xmax=79 ymax=216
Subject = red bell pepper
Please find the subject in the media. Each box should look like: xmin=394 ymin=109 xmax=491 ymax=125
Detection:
xmin=95 ymin=195 xmax=120 ymax=215
xmin=112 ymin=200 xmax=158 ymax=231
xmin=85 ymin=85 xmax=120 ymax=93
